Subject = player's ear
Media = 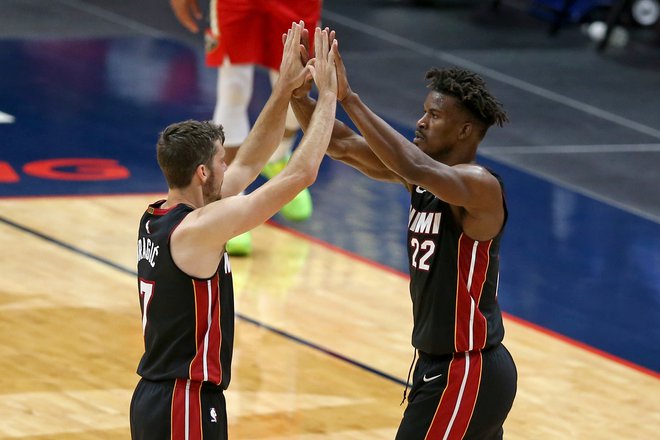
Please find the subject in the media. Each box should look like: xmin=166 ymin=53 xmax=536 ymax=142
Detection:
xmin=458 ymin=122 xmax=472 ymax=140
xmin=195 ymin=163 xmax=208 ymax=183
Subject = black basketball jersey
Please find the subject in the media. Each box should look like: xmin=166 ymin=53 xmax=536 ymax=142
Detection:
xmin=407 ymin=174 xmax=507 ymax=356
xmin=136 ymin=200 xmax=234 ymax=389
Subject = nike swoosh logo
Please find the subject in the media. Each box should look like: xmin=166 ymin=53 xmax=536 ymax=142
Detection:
xmin=415 ymin=186 xmax=427 ymax=194
xmin=423 ymin=373 xmax=443 ymax=382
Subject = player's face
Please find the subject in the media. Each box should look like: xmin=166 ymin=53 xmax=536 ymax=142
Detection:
xmin=413 ymin=92 xmax=466 ymax=161
xmin=202 ymin=142 xmax=227 ymax=204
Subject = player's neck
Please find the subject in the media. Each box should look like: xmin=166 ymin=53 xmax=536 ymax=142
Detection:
xmin=163 ymin=187 xmax=201 ymax=210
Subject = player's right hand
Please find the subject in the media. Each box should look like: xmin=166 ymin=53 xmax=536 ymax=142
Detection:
xmin=309 ymin=27 xmax=337 ymax=96
xmin=170 ymin=0 xmax=202 ymax=33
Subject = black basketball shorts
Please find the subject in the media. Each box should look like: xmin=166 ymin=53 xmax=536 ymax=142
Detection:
xmin=396 ymin=344 xmax=517 ymax=440
xmin=130 ymin=378 xmax=228 ymax=440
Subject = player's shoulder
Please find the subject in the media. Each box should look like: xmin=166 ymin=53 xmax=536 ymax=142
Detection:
xmin=454 ymin=163 xmax=501 ymax=184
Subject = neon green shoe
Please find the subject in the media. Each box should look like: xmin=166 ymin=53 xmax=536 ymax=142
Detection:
xmin=260 ymin=156 xmax=288 ymax=179
xmin=225 ymin=231 xmax=252 ymax=256
xmin=261 ymin=156 xmax=313 ymax=222
xmin=280 ymin=188 xmax=313 ymax=221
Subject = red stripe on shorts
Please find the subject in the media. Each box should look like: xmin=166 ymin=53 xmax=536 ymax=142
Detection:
xmin=425 ymin=351 xmax=483 ymax=439
xmin=171 ymin=379 xmax=203 ymax=440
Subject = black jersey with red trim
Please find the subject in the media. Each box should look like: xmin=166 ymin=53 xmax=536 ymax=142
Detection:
xmin=407 ymin=175 xmax=507 ymax=356
xmin=136 ymin=200 xmax=234 ymax=389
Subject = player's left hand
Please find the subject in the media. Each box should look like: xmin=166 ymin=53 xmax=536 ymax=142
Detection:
xmin=278 ymin=21 xmax=313 ymax=95
xmin=332 ymin=38 xmax=353 ymax=102
xmin=291 ymin=26 xmax=315 ymax=99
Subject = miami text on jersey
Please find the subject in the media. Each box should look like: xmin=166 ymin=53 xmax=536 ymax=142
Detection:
xmin=408 ymin=207 xmax=442 ymax=235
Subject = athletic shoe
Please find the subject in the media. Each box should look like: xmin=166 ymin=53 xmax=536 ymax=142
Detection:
xmin=226 ymin=231 xmax=252 ymax=256
xmin=261 ymin=156 xmax=313 ymax=222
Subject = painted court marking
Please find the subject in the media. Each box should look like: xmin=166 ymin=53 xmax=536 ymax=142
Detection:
xmin=1 ymin=206 xmax=658 ymax=384
xmin=0 ymin=111 xmax=15 ymax=123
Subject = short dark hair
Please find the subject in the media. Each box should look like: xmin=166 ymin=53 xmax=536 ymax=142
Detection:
xmin=156 ymin=120 xmax=225 ymax=188
xmin=425 ymin=68 xmax=508 ymax=128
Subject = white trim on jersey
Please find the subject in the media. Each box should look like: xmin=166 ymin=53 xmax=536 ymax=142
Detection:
xmin=185 ymin=379 xmax=191 ymax=440
xmin=202 ymin=280 xmax=213 ymax=382
xmin=466 ymin=241 xmax=479 ymax=351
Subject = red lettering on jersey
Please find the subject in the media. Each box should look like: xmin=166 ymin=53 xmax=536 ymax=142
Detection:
xmin=23 ymin=158 xmax=130 ymax=181
xmin=0 ymin=161 xmax=20 ymax=183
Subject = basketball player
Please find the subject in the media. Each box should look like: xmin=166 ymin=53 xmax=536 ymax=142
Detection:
xmin=290 ymin=35 xmax=517 ymax=439
xmin=170 ymin=0 xmax=322 ymax=256
xmin=130 ymin=24 xmax=337 ymax=439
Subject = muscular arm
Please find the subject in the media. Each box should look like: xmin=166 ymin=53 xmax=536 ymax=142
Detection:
xmin=220 ymin=85 xmax=291 ymax=198
xmin=172 ymin=27 xmax=339 ymax=278
xmin=288 ymin=28 xmax=402 ymax=184
xmin=173 ymin=91 xmax=336 ymax=278
xmin=340 ymin=92 xmax=504 ymax=240
xmin=220 ymin=21 xmax=312 ymax=198
xmin=290 ymin=94 xmax=403 ymax=183
xmin=323 ymin=36 xmax=503 ymax=239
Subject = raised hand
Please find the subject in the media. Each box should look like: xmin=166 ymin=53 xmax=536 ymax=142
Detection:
xmin=277 ymin=21 xmax=313 ymax=95
xmin=309 ymin=27 xmax=337 ymax=96
xmin=170 ymin=0 xmax=202 ymax=33
xmin=332 ymin=39 xmax=353 ymax=102
xmin=291 ymin=27 xmax=314 ymax=99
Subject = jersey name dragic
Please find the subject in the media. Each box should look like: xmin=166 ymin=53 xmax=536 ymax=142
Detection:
xmin=136 ymin=201 xmax=234 ymax=389
xmin=408 ymin=180 xmax=506 ymax=356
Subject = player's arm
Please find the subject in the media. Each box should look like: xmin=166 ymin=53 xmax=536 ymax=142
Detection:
xmin=290 ymin=94 xmax=401 ymax=183
xmin=172 ymin=28 xmax=338 ymax=278
xmin=221 ymin=21 xmax=311 ymax=198
xmin=289 ymin=29 xmax=403 ymax=184
xmin=333 ymin=43 xmax=503 ymax=240
xmin=170 ymin=0 xmax=202 ymax=33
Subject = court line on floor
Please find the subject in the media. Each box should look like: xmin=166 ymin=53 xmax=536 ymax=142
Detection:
xmin=478 ymin=150 xmax=660 ymax=224
xmin=0 ymin=214 xmax=135 ymax=276
xmin=0 ymin=111 xmax=15 ymax=124
xmin=0 ymin=212 xmax=407 ymax=387
xmin=267 ymin=220 xmax=660 ymax=380
xmin=2 ymin=204 xmax=659 ymax=380
xmin=322 ymin=9 xmax=660 ymax=141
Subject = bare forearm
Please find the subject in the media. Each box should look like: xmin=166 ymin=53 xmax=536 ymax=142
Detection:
xmin=291 ymin=94 xmax=362 ymax=158
xmin=341 ymin=93 xmax=419 ymax=179
xmin=292 ymin=94 xmax=403 ymax=183
xmin=290 ymin=94 xmax=316 ymax=132
xmin=285 ymin=92 xmax=337 ymax=184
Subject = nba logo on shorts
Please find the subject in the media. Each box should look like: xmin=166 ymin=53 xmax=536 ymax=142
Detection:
xmin=210 ymin=407 xmax=217 ymax=423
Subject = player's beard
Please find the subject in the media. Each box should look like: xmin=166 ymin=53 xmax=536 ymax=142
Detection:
xmin=202 ymin=169 xmax=222 ymax=205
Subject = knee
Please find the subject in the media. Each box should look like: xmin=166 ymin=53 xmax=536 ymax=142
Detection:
xmin=219 ymin=68 xmax=252 ymax=110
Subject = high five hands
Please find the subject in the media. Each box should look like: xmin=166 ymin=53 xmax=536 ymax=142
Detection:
xmin=280 ymin=23 xmax=351 ymax=101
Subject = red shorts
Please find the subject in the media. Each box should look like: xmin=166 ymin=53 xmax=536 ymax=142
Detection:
xmin=206 ymin=0 xmax=321 ymax=71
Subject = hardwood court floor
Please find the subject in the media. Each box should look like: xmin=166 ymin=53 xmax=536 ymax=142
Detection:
xmin=1 ymin=194 xmax=659 ymax=439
